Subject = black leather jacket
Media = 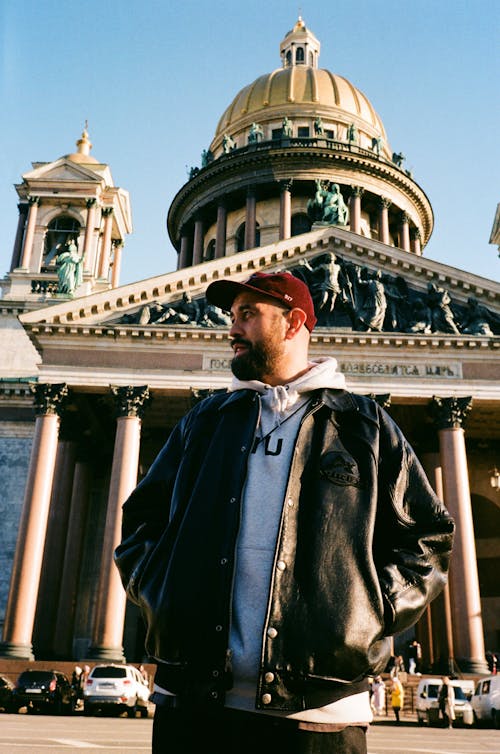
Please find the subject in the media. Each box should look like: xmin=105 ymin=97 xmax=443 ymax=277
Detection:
xmin=115 ymin=388 xmax=454 ymax=711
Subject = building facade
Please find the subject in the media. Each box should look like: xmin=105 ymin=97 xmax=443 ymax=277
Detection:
xmin=0 ymin=19 xmax=499 ymax=675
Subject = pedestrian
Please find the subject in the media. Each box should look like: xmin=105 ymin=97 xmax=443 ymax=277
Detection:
xmin=371 ymin=676 xmax=386 ymax=716
xmin=438 ymin=676 xmax=455 ymax=728
xmin=408 ymin=640 xmax=422 ymax=674
xmin=115 ymin=271 xmax=454 ymax=754
xmin=390 ymin=655 xmax=405 ymax=678
xmin=390 ymin=677 xmax=404 ymax=723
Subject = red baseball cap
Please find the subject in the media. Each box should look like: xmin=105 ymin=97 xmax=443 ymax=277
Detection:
xmin=206 ymin=271 xmax=317 ymax=332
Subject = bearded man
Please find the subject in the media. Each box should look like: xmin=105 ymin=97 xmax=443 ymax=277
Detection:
xmin=115 ymin=271 xmax=454 ymax=754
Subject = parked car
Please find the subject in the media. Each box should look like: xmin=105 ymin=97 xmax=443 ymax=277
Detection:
xmin=13 ymin=669 xmax=76 ymax=714
xmin=472 ymin=675 xmax=500 ymax=727
xmin=83 ymin=664 xmax=150 ymax=717
xmin=0 ymin=675 xmax=15 ymax=712
xmin=415 ymin=678 xmax=474 ymax=726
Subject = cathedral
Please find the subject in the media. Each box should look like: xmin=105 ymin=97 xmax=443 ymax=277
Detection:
xmin=0 ymin=19 xmax=499 ymax=676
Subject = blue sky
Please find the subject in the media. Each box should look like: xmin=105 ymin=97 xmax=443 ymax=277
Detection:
xmin=1 ymin=0 xmax=499 ymax=285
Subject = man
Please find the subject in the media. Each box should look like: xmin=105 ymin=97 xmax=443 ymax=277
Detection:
xmin=438 ymin=676 xmax=455 ymax=728
xmin=115 ymin=271 xmax=454 ymax=754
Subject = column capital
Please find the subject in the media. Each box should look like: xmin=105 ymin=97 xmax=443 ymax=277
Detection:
xmin=112 ymin=238 xmax=124 ymax=248
xmin=430 ymin=396 xmax=473 ymax=430
xmin=279 ymin=178 xmax=294 ymax=192
xmin=27 ymin=195 xmax=40 ymax=206
xmin=410 ymin=227 xmax=422 ymax=240
xmin=31 ymin=383 xmax=69 ymax=417
xmin=102 ymin=207 xmax=114 ymax=217
xmin=378 ymin=196 xmax=391 ymax=209
xmin=365 ymin=393 xmax=391 ymax=410
xmin=399 ymin=211 xmax=411 ymax=224
xmin=350 ymin=185 xmax=364 ymax=197
xmin=110 ymin=385 xmax=151 ymax=419
xmin=86 ymin=197 xmax=97 ymax=208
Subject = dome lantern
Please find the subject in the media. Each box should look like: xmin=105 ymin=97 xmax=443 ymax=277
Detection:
xmin=280 ymin=16 xmax=320 ymax=69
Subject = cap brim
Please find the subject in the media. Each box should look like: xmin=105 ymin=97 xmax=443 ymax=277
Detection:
xmin=206 ymin=279 xmax=287 ymax=312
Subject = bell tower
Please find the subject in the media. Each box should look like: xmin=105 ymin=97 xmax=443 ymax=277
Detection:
xmin=1 ymin=127 xmax=132 ymax=302
xmin=280 ymin=16 xmax=320 ymax=69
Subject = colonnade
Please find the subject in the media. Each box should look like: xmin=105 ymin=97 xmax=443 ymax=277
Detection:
xmin=177 ymin=182 xmax=422 ymax=269
xmin=0 ymin=387 xmax=488 ymax=671
xmin=10 ymin=197 xmax=121 ymax=285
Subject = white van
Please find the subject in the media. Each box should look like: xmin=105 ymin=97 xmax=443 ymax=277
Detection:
xmin=415 ymin=678 xmax=474 ymax=726
xmin=472 ymin=675 xmax=500 ymax=727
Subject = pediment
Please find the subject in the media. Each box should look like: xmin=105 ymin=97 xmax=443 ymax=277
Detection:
xmin=22 ymin=158 xmax=103 ymax=184
xmin=19 ymin=226 xmax=500 ymax=340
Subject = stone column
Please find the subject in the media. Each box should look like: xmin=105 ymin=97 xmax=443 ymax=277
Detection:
xmin=10 ymin=204 xmax=28 ymax=271
xmin=279 ymin=180 xmax=293 ymax=240
xmin=215 ymin=201 xmax=227 ymax=258
xmin=97 ymin=207 xmax=114 ymax=280
xmin=398 ymin=211 xmax=411 ymax=251
xmin=34 ymin=422 xmax=78 ymax=655
xmin=88 ymin=385 xmax=150 ymax=661
xmin=53 ymin=454 xmax=91 ymax=658
xmin=378 ymin=197 xmax=391 ymax=245
xmin=410 ymin=227 xmax=422 ymax=256
xmin=244 ymin=187 xmax=257 ymax=250
xmin=430 ymin=396 xmax=488 ymax=673
xmin=192 ymin=218 xmax=204 ymax=265
xmin=349 ymin=186 xmax=364 ymax=235
xmin=83 ymin=198 xmax=98 ymax=274
xmin=110 ymin=240 xmax=124 ymax=288
xmin=19 ymin=196 xmax=40 ymax=270
xmin=0 ymin=383 xmax=68 ymax=659
xmin=178 ymin=231 xmax=192 ymax=269
xmin=420 ymin=451 xmax=455 ymax=673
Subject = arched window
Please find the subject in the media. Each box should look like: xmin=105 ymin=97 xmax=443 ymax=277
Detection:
xmin=205 ymin=239 xmax=216 ymax=261
xmin=296 ymin=47 xmax=304 ymax=64
xmin=235 ymin=222 xmax=261 ymax=252
xmin=43 ymin=215 xmax=81 ymax=268
xmin=291 ymin=213 xmax=312 ymax=237
xmin=309 ymin=51 xmax=314 ymax=66
xmin=286 ymin=50 xmax=292 ymax=67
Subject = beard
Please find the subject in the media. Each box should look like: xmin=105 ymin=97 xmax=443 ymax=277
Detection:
xmin=231 ymin=336 xmax=283 ymax=381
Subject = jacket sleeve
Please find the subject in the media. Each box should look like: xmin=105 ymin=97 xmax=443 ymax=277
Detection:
xmin=114 ymin=416 xmax=187 ymax=605
xmin=375 ymin=408 xmax=455 ymax=636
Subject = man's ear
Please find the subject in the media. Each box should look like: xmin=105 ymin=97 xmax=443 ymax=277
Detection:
xmin=285 ymin=308 xmax=307 ymax=339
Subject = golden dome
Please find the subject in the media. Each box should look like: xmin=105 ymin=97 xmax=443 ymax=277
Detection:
xmin=211 ymin=20 xmax=390 ymax=157
xmin=64 ymin=125 xmax=99 ymax=164
xmin=215 ymin=67 xmax=387 ymax=137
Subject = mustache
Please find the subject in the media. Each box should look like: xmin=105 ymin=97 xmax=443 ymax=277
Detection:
xmin=230 ymin=338 xmax=252 ymax=349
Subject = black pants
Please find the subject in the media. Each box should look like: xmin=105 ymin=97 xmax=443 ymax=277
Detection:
xmin=153 ymin=704 xmax=367 ymax=754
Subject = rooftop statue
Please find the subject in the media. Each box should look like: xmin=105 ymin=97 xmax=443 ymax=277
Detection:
xmin=56 ymin=237 xmax=83 ymax=296
xmin=346 ymin=123 xmax=358 ymax=144
xmin=314 ymin=116 xmax=324 ymax=136
xmin=392 ymin=151 xmax=405 ymax=167
xmin=222 ymin=133 xmax=236 ymax=153
xmin=460 ymin=297 xmax=500 ymax=336
xmin=282 ymin=116 xmax=293 ymax=137
xmin=355 ymin=268 xmax=387 ymax=332
xmin=201 ymin=149 xmax=214 ymax=168
xmin=248 ymin=122 xmax=264 ymax=143
xmin=371 ymin=136 xmax=383 ymax=156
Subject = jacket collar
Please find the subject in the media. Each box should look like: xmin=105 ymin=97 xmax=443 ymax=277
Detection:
xmin=218 ymin=388 xmax=357 ymax=414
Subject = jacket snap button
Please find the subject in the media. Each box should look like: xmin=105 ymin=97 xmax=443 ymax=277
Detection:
xmin=229 ymin=497 xmax=236 ymax=504
xmin=262 ymin=693 xmax=272 ymax=705
xmin=264 ymin=672 xmax=275 ymax=683
xmin=215 ymin=625 xmax=223 ymax=632
xmin=220 ymin=558 xmax=228 ymax=565
xmin=267 ymin=627 xmax=278 ymax=639
xmin=212 ymin=670 xmax=219 ymax=677
xmin=211 ymin=691 xmax=218 ymax=699
xmin=241 ymin=446 xmax=246 ymax=452
xmin=276 ymin=560 xmax=286 ymax=571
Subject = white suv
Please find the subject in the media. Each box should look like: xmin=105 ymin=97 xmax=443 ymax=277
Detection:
xmin=83 ymin=664 xmax=150 ymax=717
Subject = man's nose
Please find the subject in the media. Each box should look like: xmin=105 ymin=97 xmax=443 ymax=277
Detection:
xmin=229 ymin=319 xmax=242 ymax=337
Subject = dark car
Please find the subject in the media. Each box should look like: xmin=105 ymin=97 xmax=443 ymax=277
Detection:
xmin=13 ymin=670 xmax=76 ymax=714
xmin=0 ymin=675 xmax=15 ymax=712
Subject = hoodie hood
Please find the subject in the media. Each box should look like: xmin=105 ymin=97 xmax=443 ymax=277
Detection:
xmin=230 ymin=356 xmax=346 ymax=416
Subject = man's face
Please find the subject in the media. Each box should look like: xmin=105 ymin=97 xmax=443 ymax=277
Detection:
xmin=229 ymin=292 xmax=289 ymax=382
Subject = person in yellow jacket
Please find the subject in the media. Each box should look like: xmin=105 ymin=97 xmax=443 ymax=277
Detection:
xmin=390 ymin=677 xmax=405 ymax=723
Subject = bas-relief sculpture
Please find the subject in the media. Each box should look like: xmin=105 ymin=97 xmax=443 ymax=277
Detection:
xmin=116 ymin=255 xmax=499 ymax=337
